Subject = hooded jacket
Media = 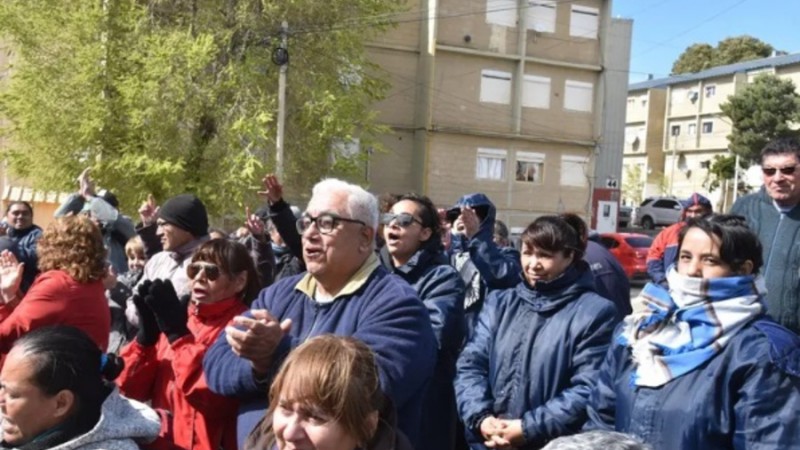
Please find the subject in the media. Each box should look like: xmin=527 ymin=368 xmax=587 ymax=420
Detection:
xmin=379 ymin=241 xmax=465 ymax=450
xmin=448 ymin=193 xmax=521 ymax=336
xmin=0 ymin=388 xmax=161 ymax=450
xmin=585 ymin=319 xmax=800 ymax=450
xmin=117 ymin=298 xmax=247 ymax=450
xmin=5 ymin=224 xmax=42 ymax=294
xmin=455 ymin=263 xmax=618 ymax=449
xmin=731 ymin=187 xmax=800 ymax=334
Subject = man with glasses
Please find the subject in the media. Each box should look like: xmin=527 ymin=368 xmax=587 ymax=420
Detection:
xmin=646 ymin=192 xmax=712 ymax=288
xmin=204 ymin=178 xmax=437 ymax=449
xmin=732 ymin=136 xmax=800 ymax=334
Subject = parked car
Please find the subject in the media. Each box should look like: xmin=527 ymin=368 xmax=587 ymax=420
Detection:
xmin=618 ymin=206 xmax=632 ymax=228
xmin=635 ymin=197 xmax=683 ymax=229
xmin=598 ymin=232 xmax=653 ymax=280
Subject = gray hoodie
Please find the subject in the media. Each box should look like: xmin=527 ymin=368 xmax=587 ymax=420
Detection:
xmin=3 ymin=388 xmax=160 ymax=450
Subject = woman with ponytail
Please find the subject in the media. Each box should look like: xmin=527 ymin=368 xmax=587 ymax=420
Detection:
xmin=117 ymin=239 xmax=260 ymax=450
xmin=0 ymin=325 xmax=160 ymax=450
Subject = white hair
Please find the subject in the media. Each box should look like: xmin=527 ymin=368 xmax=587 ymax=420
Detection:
xmin=311 ymin=178 xmax=378 ymax=232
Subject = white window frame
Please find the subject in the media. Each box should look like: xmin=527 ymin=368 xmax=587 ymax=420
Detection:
xmin=527 ymin=1 xmax=556 ymax=33
xmin=515 ymin=151 xmax=545 ymax=184
xmin=522 ymin=74 xmax=551 ymax=109
xmin=564 ymin=80 xmax=594 ymax=112
xmin=486 ymin=0 xmax=517 ymax=28
xmin=702 ymin=121 xmax=714 ymax=134
xmin=476 ymin=148 xmax=507 ymax=181
xmin=480 ymin=69 xmax=512 ymax=105
xmin=569 ymin=5 xmax=599 ymax=39
xmin=705 ymin=85 xmax=716 ymax=98
xmin=560 ymin=155 xmax=589 ymax=187
xmin=687 ymin=123 xmax=697 ymax=135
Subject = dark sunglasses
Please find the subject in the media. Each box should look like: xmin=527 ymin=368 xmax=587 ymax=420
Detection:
xmin=187 ymin=262 xmax=221 ymax=281
xmin=381 ymin=212 xmax=423 ymax=228
xmin=762 ymin=165 xmax=798 ymax=176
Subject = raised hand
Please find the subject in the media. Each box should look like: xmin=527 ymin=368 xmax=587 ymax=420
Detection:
xmin=145 ymin=279 xmax=189 ymax=343
xmin=257 ymin=174 xmax=284 ymax=204
xmin=244 ymin=206 xmax=266 ymax=238
xmin=139 ymin=194 xmax=160 ymax=227
xmin=0 ymin=250 xmax=23 ymax=305
xmin=78 ymin=167 xmax=96 ymax=200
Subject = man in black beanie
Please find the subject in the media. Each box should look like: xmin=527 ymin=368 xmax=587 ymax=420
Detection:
xmin=124 ymin=193 xmax=210 ymax=340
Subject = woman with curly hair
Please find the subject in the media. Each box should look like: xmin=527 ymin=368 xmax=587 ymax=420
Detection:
xmin=0 ymin=215 xmax=110 ymax=355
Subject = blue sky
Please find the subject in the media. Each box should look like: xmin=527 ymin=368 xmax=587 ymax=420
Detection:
xmin=612 ymin=0 xmax=800 ymax=84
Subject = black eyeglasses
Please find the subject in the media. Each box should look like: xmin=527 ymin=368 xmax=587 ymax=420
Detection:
xmin=187 ymin=262 xmax=221 ymax=281
xmin=380 ymin=212 xmax=423 ymax=228
xmin=296 ymin=213 xmax=366 ymax=235
xmin=762 ymin=165 xmax=799 ymax=176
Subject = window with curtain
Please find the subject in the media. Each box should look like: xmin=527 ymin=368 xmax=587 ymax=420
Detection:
xmin=476 ymin=148 xmax=507 ymax=180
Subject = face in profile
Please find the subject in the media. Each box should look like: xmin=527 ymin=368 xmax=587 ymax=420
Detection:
xmin=520 ymin=242 xmax=574 ymax=286
xmin=188 ymin=258 xmax=245 ymax=304
xmin=678 ymin=227 xmax=739 ymax=279
xmin=156 ymin=220 xmax=195 ymax=251
xmin=272 ymin=393 xmax=359 ymax=450
xmin=0 ymin=348 xmax=70 ymax=446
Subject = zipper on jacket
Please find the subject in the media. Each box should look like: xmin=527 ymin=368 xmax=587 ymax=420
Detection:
xmin=765 ymin=214 xmax=784 ymax=276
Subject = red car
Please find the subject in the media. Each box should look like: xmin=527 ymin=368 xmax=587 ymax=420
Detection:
xmin=598 ymin=233 xmax=653 ymax=280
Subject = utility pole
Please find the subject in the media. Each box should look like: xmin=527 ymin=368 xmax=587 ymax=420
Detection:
xmin=275 ymin=21 xmax=289 ymax=178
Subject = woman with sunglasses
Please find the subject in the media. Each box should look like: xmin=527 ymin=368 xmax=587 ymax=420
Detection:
xmin=585 ymin=215 xmax=800 ymax=450
xmin=379 ymin=193 xmax=465 ymax=450
xmin=116 ymin=239 xmax=261 ymax=450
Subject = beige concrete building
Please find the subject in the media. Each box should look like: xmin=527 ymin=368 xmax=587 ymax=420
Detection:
xmin=623 ymin=53 xmax=800 ymax=211
xmin=367 ymin=0 xmax=633 ymax=229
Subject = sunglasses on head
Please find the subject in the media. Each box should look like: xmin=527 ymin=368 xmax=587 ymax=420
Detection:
xmin=187 ymin=261 xmax=221 ymax=281
xmin=380 ymin=212 xmax=423 ymax=228
xmin=762 ymin=165 xmax=799 ymax=176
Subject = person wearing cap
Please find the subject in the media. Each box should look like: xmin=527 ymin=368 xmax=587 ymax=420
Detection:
xmin=54 ymin=168 xmax=136 ymax=275
xmin=732 ymin=136 xmax=800 ymax=334
xmin=125 ymin=193 xmax=209 ymax=329
xmin=645 ymin=193 xmax=712 ymax=287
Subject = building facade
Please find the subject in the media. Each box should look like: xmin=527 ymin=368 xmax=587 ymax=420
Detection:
xmin=623 ymin=53 xmax=800 ymax=211
xmin=367 ymin=0 xmax=632 ymax=229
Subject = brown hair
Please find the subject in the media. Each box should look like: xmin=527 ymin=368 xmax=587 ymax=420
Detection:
xmin=37 ymin=216 xmax=106 ymax=283
xmin=190 ymin=239 xmax=260 ymax=305
xmin=266 ymin=335 xmax=383 ymax=447
xmin=124 ymin=236 xmax=144 ymax=260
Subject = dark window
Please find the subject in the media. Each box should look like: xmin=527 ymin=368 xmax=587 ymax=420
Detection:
xmin=625 ymin=237 xmax=653 ymax=248
xmin=599 ymin=237 xmax=619 ymax=249
xmin=652 ymin=199 xmax=677 ymax=208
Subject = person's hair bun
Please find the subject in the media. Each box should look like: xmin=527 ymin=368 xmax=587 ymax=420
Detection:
xmin=101 ymin=353 xmax=125 ymax=381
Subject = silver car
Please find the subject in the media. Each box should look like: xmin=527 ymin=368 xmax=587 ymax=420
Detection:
xmin=635 ymin=197 xmax=683 ymax=229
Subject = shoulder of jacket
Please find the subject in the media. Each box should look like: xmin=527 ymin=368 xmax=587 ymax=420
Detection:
xmin=750 ymin=319 xmax=800 ymax=377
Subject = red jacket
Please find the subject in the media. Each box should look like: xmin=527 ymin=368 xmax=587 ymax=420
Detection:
xmin=646 ymin=221 xmax=686 ymax=286
xmin=117 ymin=298 xmax=246 ymax=450
xmin=0 ymin=270 xmax=109 ymax=354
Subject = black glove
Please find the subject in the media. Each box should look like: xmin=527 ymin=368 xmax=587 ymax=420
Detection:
xmin=133 ymin=280 xmax=160 ymax=346
xmin=145 ymin=279 xmax=189 ymax=344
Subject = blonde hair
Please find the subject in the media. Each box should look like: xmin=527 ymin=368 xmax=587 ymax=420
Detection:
xmin=37 ymin=216 xmax=107 ymax=283
xmin=267 ymin=335 xmax=383 ymax=446
xmin=124 ymin=236 xmax=144 ymax=260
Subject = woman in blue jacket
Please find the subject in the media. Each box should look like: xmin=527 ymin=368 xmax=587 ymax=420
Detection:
xmin=455 ymin=215 xmax=619 ymax=449
xmin=380 ymin=192 xmax=465 ymax=450
xmin=586 ymin=214 xmax=800 ymax=450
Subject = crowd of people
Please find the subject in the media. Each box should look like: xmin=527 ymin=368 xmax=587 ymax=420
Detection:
xmin=0 ymin=137 xmax=800 ymax=450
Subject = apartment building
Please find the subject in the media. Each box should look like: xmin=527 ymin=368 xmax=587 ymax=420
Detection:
xmin=367 ymin=0 xmax=633 ymax=229
xmin=623 ymin=53 xmax=800 ymax=210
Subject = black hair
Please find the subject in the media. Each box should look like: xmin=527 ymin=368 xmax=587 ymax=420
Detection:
xmin=5 ymin=201 xmax=33 ymax=216
xmin=678 ymin=214 xmax=763 ymax=274
xmin=520 ymin=215 xmax=585 ymax=262
xmin=760 ymin=136 xmax=800 ymax=165
xmin=192 ymin=238 xmax=261 ymax=305
xmin=559 ymin=213 xmax=589 ymax=244
xmin=13 ymin=326 xmax=124 ymax=434
xmin=396 ymin=193 xmax=441 ymax=241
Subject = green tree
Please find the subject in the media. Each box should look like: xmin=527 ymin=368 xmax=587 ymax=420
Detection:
xmin=671 ymin=35 xmax=774 ymax=75
xmin=622 ymin=164 xmax=644 ymax=206
xmin=0 ymin=0 xmax=399 ymax=216
xmin=671 ymin=43 xmax=714 ymax=75
xmin=720 ymin=74 xmax=800 ymax=162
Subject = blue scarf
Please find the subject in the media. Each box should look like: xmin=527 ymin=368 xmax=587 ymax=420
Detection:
xmin=619 ymin=268 xmax=766 ymax=387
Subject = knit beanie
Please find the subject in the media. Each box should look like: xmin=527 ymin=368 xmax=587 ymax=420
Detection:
xmin=158 ymin=194 xmax=209 ymax=238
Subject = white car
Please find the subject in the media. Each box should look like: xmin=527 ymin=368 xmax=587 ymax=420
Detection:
xmin=635 ymin=197 xmax=683 ymax=229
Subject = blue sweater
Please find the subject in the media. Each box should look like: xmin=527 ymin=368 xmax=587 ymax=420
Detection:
xmin=203 ymin=258 xmax=437 ymax=448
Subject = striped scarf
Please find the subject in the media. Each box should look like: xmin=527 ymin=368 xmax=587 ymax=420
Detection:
xmin=619 ymin=268 xmax=766 ymax=387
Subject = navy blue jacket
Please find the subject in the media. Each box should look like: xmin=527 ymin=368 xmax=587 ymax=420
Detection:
xmin=449 ymin=193 xmax=521 ymax=336
xmin=586 ymin=319 xmax=800 ymax=450
xmin=203 ymin=261 xmax=437 ymax=449
xmin=6 ymin=225 xmax=42 ymax=293
xmin=584 ymin=241 xmax=631 ymax=320
xmin=379 ymin=242 xmax=466 ymax=450
xmin=455 ymin=264 xmax=618 ymax=449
